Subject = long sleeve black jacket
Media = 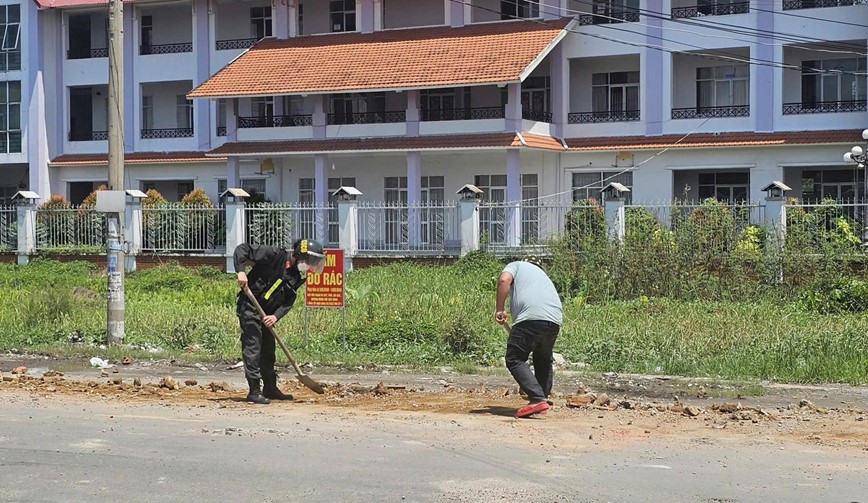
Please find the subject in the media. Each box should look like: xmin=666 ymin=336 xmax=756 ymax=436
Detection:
xmin=234 ymin=244 xmax=305 ymax=320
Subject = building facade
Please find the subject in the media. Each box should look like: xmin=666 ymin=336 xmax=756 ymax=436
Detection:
xmin=3 ymin=0 xmax=867 ymax=242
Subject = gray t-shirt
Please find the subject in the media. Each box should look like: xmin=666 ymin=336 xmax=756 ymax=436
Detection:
xmin=503 ymin=261 xmax=563 ymax=326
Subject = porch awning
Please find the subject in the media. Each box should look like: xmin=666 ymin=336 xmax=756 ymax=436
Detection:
xmin=188 ymin=18 xmax=573 ymax=99
xmin=207 ymin=132 xmax=566 ymax=156
xmin=565 ymin=129 xmax=866 ymax=152
xmin=49 ymin=151 xmax=224 ymax=167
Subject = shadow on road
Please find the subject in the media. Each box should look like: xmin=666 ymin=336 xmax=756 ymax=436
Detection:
xmin=468 ymin=405 xmax=516 ymax=417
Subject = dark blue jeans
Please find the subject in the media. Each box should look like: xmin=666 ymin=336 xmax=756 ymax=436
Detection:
xmin=505 ymin=320 xmax=560 ymax=403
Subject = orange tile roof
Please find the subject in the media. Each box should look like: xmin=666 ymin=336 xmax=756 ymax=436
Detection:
xmin=34 ymin=0 xmax=132 ymax=8
xmin=49 ymin=152 xmax=224 ymax=167
xmin=565 ymin=130 xmax=865 ymax=151
xmin=208 ymin=133 xmax=565 ymax=156
xmin=189 ymin=19 xmax=572 ymax=98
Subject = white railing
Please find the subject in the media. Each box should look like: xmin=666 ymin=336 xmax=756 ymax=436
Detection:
xmin=35 ymin=205 xmax=106 ymax=252
xmin=356 ymin=201 xmax=461 ymax=255
xmin=0 ymin=205 xmax=15 ymax=250
xmin=245 ymin=203 xmax=335 ymax=248
xmin=784 ymin=199 xmax=868 ymax=247
xmin=142 ymin=203 xmax=225 ymax=253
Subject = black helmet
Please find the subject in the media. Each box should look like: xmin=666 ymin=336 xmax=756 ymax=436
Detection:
xmin=292 ymin=239 xmax=326 ymax=272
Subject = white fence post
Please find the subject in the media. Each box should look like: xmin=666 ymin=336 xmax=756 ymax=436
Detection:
xmin=338 ymin=199 xmax=358 ymax=270
xmin=458 ymin=199 xmax=480 ymax=256
xmin=14 ymin=193 xmax=39 ymax=265
xmin=124 ymin=194 xmax=145 ymax=272
xmin=224 ymin=195 xmax=247 ymax=273
xmin=604 ymin=199 xmax=625 ymax=242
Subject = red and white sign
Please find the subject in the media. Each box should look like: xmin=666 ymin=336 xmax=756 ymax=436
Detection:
xmin=304 ymin=249 xmax=345 ymax=308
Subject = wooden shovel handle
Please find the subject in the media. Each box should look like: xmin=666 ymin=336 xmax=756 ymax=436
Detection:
xmin=242 ymin=286 xmax=307 ymax=377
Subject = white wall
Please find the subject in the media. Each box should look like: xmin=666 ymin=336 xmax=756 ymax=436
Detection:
xmin=671 ymin=49 xmax=750 ymax=109
xmin=300 ymin=0 xmax=334 ymax=35
xmin=384 ymin=0 xmax=444 ymax=28
xmin=139 ymin=5 xmax=193 ymax=45
xmin=140 ymin=81 xmax=195 ymax=129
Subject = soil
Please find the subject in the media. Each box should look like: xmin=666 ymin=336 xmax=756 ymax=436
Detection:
xmin=2 ymin=354 xmax=867 ymax=454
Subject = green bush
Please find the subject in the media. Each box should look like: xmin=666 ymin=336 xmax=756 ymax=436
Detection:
xmin=798 ymin=278 xmax=868 ymax=314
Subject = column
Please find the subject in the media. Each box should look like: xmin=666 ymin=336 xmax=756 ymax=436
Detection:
xmin=338 ymin=200 xmax=359 ymax=264
xmin=24 ymin=2 xmax=50 ymax=197
xmin=458 ymin=199 xmax=481 ymax=256
xmin=506 ymin=82 xmax=522 ymax=132
xmin=273 ymin=0 xmax=290 ymax=38
xmin=643 ymin=0 xmax=664 ymax=136
xmin=446 ymin=0 xmax=465 ymax=27
xmin=288 ymin=0 xmax=299 ymax=37
xmin=226 ymin=98 xmax=238 ymax=141
xmin=124 ymin=6 xmax=136 ymax=151
xmin=194 ymin=0 xmax=212 ymax=150
xmin=754 ymin=0 xmax=777 ymax=133
xmin=358 ymin=0 xmax=374 ymax=34
xmin=550 ymin=44 xmax=568 ymax=139
xmin=542 ymin=0 xmax=563 ymax=20
xmin=313 ymin=95 xmax=326 ymax=139
xmin=124 ymin=196 xmax=144 ymax=272
xmin=16 ymin=199 xmax=38 ymax=265
xmin=226 ymin=158 xmax=241 ymax=188
xmin=506 ymin=149 xmax=522 ymax=247
xmin=314 ymin=154 xmax=329 ymax=244
xmin=604 ymin=197 xmax=626 ymax=242
xmin=406 ymin=90 xmax=420 ymax=136
xmin=407 ymin=152 xmax=422 ymax=247
xmin=224 ymin=197 xmax=247 ymax=272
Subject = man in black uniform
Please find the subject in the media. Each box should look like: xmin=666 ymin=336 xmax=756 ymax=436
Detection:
xmin=234 ymin=239 xmax=326 ymax=404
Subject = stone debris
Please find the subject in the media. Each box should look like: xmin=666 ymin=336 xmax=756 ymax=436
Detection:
xmin=684 ymin=406 xmax=702 ymax=417
xmin=566 ymin=393 xmax=595 ymax=408
xmin=121 ymin=356 xmax=134 ymax=365
xmin=185 ymin=379 xmax=198 ymax=386
xmin=593 ymin=393 xmax=610 ymax=407
xmin=12 ymin=366 xmax=27 ymax=375
xmin=208 ymin=381 xmax=230 ymax=392
xmin=43 ymin=370 xmax=63 ymax=378
xmin=133 ymin=378 xmax=142 ymax=387
xmin=373 ymin=382 xmax=389 ymax=396
xmin=714 ymin=402 xmax=741 ymax=413
xmin=111 ymin=377 xmax=123 ymax=385
xmin=160 ymin=376 xmax=179 ymax=390
xmin=100 ymin=369 xmax=109 ymax=378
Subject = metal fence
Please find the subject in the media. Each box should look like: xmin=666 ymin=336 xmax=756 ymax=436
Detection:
xmin=245 ymin=203 xmax=335 ymax=249
xmin=35 ymin=206 xmax=107 ymax=252
xmin=626 ymin=201 xmax=765 ymax=233
xmin=142 ymin=204 xmax=226 ymax=254
xmin=0 ymin=205 xmax=15 ymax=251
xmin=480 ymin=199 xmax=576 ymax=255
xmin=785 ymin=199 xmax=868 ymax=248
xmin=356 ymin=201 xmax=461 ymax=255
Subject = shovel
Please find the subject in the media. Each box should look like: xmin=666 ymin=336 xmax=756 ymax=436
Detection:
xmin=242 ymin=286 xmax=325 ymax=394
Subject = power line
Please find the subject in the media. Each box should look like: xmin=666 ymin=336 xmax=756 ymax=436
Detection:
xmin=450 ymin=0 xmax=867 ymax=76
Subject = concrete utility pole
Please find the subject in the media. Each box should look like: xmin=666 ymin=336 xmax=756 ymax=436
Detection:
xmin=106 ymin=0 xmax=125 ymax=345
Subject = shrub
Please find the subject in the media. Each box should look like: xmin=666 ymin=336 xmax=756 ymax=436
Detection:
xmin=798 ymin=278 xmax=868 ymax=314
xmin=181 ymin=188 xmax=213 ymax=207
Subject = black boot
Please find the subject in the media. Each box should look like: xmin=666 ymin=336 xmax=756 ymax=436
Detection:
xmin=246 ymin=378 xmax=270 ymax=405
xmin=262 ymin=375 xmax=294 ymax=401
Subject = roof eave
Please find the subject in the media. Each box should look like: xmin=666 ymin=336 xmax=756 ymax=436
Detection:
xmin=518 ymin=18 xmax=576 ymax=82
xmin=188 ymin=80 xmax=520 ymax=100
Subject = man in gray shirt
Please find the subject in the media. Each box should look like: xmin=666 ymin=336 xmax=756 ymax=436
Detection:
xmin=495 ymin=256 xmax=563 ymax=418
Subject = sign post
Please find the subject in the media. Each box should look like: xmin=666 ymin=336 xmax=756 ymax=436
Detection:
xmin=304 ymin=249 xmax=346 ymax=346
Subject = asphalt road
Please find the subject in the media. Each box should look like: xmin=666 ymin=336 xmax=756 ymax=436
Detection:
xmin=1 ymin=388 xmax=866 ymax=503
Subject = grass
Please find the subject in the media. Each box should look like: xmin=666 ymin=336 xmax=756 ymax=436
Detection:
xmin=1 ymin=257 xmax=867 ymax=385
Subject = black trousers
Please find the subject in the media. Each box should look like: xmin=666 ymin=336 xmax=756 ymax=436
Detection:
xmin=238 ymin=302 xmax=277 ymax=381
xmin=505 ymin=320 xmax=560 ymax=404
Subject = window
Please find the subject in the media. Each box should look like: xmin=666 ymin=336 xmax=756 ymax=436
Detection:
xmin=252 ymin=96 xmax=274 ymax=122
xmin=330 ymin=93 xmax=384 ymax=124
xmin=501 ymin=0 xmax=540 ymax=19
xmin=801 ymin=58 xmax=867 ymax=105
xmin=0 ymin=5 xmax=20 ymax=71
xmin=142 ymin=182 xmax=156 ymax=192
xmin=299 ymin=178 xmax=315 ymax=203
xmin=592 ymin=71 xmax=639 ymax=114
xmin=421 ymin=89 xmax=455 ymax=121
xmin=0 ymin=81 xmax=21 ymax=153
xmin=474 ymin=174 xmax=539 ymax=244
xmin=521 ymin=76 xmax=550 ymax=119
xmin=141 ymin=96 xmax=154 ymax=129
xmin=572 ymin=171 xmax=633 ymax=203
xmin=0 ymin=185 xmax=18 ymax=204
xmin=588 ymin=0 xmax=639 ymax=24
xmin=177 ymin=182 xmax=194 ymax=201
xmin=297 ymin=3 xmax=304 ymax=35
xmin=520 ymin=174 xmax=540 ymax=243
xmin=330 ymin=0 xmax=355 ymax=32
xmin=250 ymin=6 xmax=272 ymax=39
xmin=176 ymin=95 xmax=193 ymax=130
xmin=141 ymin=15 xmax=153 ymax=50
xmin=697 ymin=171 xmax=749 ymax=203
xmin=696 ymin=65 xmax=748 ymax=108
xmin=216 ymin=99 xmax=226 ymax=131
xmin=801 ymin=169 xmax=864 ymax=203
xmin=283 ymin=96 xmax=305 ymax=115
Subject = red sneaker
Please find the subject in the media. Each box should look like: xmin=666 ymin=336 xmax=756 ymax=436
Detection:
xmin=515 ymin=401 xmax=550 ymax=418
